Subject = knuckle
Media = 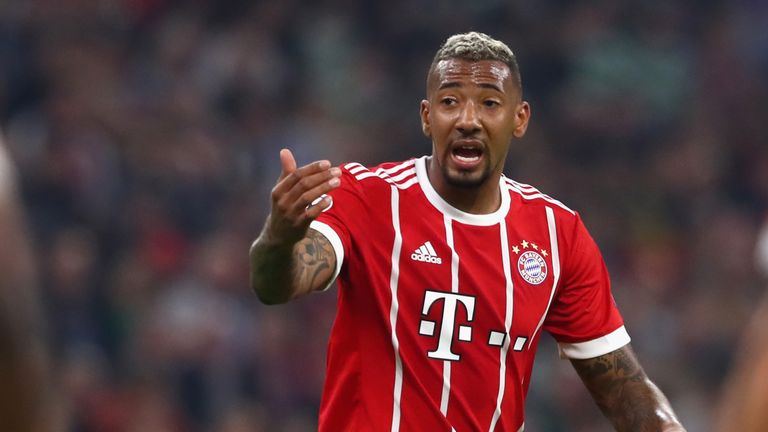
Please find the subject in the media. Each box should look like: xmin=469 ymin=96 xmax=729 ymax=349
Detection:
xmin=299 ymin=177 xmax=312 ymax=189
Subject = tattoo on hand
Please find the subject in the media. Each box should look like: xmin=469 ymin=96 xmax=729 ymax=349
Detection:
xmin=293 ymin=230 xmax=334 ymax=291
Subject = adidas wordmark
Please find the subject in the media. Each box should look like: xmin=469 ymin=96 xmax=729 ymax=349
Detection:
xmin=411 ymin=241 xmax=442 ymax=264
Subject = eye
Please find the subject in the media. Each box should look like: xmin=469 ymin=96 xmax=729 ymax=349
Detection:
xmin=483 ymin=99 xmax=500 ymax=108
xmin=440 ymin=97 xmax=457 ymax=106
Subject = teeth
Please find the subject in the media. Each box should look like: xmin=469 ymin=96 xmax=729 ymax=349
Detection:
xmin=456 ymin=155 xmax=480 ymax=162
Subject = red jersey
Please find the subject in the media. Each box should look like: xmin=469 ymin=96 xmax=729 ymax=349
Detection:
xmin=310 ymin=156 xmax=629 ymax=432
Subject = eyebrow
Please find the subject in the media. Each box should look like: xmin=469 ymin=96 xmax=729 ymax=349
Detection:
xmin=438 ymin=82 xmax=503 ymax=92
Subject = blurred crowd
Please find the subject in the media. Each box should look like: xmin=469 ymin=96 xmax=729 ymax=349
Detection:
xmin=1 ymin=0 xmax=767 ymax=431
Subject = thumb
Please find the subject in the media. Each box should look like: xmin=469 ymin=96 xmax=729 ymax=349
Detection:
xmin=278 ymin=148 xmax=297 ymax=180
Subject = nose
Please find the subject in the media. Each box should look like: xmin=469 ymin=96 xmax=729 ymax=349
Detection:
xmin=456 ymin=101 xmax=481 ymax=135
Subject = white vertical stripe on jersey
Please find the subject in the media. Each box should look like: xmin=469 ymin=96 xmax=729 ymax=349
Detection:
xmin=389 ymin=185 xmax=405 ymax=432
xmin=489 ymin=220 xmax=515 ymax=431
xmin=527 ymin=207 xmax=562 ymax=349
xmin=440 ymin=216 xmax=460 ymax=416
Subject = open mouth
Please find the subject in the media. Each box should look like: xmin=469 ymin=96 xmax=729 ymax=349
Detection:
xmin=450 ymin=141 xmax=484 ymax=169
xmin=453 ymin=146 xmax=483 ymax=163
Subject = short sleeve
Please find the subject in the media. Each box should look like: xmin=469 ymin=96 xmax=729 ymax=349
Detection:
xmin=309 ymin=164 xmax=367 ymax=290
xmin=543 ymin=213 xmax=630 ymax=359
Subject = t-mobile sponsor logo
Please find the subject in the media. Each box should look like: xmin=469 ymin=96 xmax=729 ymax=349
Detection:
xmin=418 ymin=290 xmax=475 ymax=361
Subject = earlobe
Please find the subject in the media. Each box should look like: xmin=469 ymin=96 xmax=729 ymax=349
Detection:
xmin=513 ymin=101 xmax=530 ymax=138
xmin=513 ymin=123 xmax=527 ymax=138
xmin=420 ymin=100 xmax=431 ymax=137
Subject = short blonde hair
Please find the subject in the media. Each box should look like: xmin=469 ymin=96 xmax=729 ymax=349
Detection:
xmin=429 ymin=32 xmax=521 ymax=90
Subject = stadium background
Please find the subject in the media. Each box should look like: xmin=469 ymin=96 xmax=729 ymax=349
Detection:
xmin=1 ymin=0 xmax=767 ymax=431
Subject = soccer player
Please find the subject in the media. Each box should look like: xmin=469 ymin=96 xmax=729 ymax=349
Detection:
xmin=250 ymin=32 xmax=686 ymax=431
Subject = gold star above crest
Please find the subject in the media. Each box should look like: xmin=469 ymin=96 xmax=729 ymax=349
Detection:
xmin=531 ymin=243 xmax=538 ymax=250
xmin=521 ymin=240 xmax=529 ymax=248
xmin=512 ymin=245 xmax=520 ymax=254
xmin=542 ymin=250 xmax=548 ymax=257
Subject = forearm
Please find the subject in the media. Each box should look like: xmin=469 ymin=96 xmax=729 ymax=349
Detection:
xmin=249 ymin=230 xmax=298 ymax=305
xmin=598 ymin=376 xmax=683 ymax=431
xmin=250 ymin=227 xmax=336 ymax=304
xmin=571 ymin=346 xmax=686 ymax=432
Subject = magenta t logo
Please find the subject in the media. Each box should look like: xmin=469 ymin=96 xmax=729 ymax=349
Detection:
xmin=418 ymin=290 xmax=476 ymax=361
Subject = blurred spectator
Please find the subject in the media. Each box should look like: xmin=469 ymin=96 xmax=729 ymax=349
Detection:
xmin=0 ymin=132 xmax=54 ymax=431
xmin=715 ymin=216 xmax=768 ymax=431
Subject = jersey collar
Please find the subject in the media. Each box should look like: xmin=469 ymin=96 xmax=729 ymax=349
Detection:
xmin=415 ymin=156 xmax=510 ymax=226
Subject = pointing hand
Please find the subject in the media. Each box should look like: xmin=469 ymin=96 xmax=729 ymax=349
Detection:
xmin=265 ymin=149 xmax=341 ymax=244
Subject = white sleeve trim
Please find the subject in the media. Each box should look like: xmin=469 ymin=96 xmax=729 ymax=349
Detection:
xmin=308 ymin=221 xmax=344 ymax=291
xmin=557 ymin=325 xmax=631 ymax=359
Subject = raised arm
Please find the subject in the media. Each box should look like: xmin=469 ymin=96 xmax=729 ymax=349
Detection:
xmin=570 ymin=344 xmax=686 ymax=432
xmin=250 ymin=149 xmax=341 ymax=304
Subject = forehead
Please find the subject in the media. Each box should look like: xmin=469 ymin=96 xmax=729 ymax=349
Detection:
xmin=430 ymin=58 xmax=513 ymax=91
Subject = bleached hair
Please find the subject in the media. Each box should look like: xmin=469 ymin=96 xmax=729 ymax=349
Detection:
xmin=429 ymin=32 xmax=521 ymax=89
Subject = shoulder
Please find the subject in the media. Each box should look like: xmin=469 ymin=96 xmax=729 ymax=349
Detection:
xmin=503 ymin=177 xmax=576 ymax=217
xmin=340 ymin=159 xmax=419 ymax=190
xmin=504 ymin=179 xmax=602 ymax=258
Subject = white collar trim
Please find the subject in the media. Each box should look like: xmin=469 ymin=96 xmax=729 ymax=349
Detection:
xmin=415 ymin=156 xmax=510 ymax=226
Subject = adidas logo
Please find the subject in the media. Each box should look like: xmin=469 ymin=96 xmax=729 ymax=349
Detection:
xmin=411 ymin=241 xmax=442 ymax=264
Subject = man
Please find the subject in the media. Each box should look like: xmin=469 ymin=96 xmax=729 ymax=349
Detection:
xmin=0 ymin=133 xmax=52 ymax=431
xmin=250 ymin=32 xmax=685 ymax=431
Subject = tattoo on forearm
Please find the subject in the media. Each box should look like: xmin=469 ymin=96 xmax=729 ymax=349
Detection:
xmin=571 ymin=347 xmax=669 ymax=431
xmin=293 ymin=230 xmax=335 ymax=292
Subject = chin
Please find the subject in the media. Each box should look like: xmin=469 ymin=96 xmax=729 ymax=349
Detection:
xmin=444 ymin=169 xmax=491 ymax=189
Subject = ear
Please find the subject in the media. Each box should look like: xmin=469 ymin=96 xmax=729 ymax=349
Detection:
xmin=420 ymin=99 xmax=431 ymax=137
xmin=512 ymin=101 xmax=531 ymax=138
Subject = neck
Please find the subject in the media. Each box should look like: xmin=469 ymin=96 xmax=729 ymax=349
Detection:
xmin=426 ymin=157 xmax=502 ymax=214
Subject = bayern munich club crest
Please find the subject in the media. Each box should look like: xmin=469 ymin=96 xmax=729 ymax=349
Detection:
xmin=517 ymin=250 xmax=548 ymax=285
